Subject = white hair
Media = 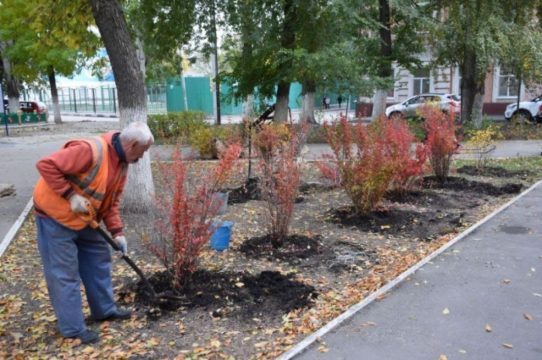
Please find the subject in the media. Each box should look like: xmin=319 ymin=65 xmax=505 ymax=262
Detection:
xmin=119 ymin=121 xmax=154 ymax=144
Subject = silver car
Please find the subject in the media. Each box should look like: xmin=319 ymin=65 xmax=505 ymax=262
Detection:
xmin=385 ymin=93 xmax=461 ymax=119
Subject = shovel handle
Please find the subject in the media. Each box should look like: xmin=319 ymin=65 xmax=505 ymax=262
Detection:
xmin=81 ymin=205 xmax=122 ymax=252
xmin=80 ymin=203 xmax=159 ymax=298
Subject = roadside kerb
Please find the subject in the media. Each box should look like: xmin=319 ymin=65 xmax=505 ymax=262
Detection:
xmin=0 ymin=197 xmax=34 ymax=257
xmin=276 ymin=179 xmax=542 ymax=360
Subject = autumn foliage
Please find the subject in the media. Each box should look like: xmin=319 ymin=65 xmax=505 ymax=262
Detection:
xmin=419 ymin=105 xmax=459 ymax=182
xmin=254 ymin=124 xmax=302 ymax=248
xmin=150 ymin=144 xmax=242 ymax=289
xmin=319 ymin=116 xmax=426 ymax=213
xmin=382 ymin=117 xmax=427 ymax=194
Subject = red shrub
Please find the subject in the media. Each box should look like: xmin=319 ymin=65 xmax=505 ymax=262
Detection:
xmin=320 ymin=115 xmax=425 ymax=213
xmin=315 ymin=154 xmax=342 ymax=188
xmin=419 ymin=105 xmax=459 ymax=182
xmin=150 ymin=144 xmax=242 ymax=289
xmin=377 ymin=116 xmax=427 ymax=194
xmin=254 ymin=124 xmax=302 ymax=248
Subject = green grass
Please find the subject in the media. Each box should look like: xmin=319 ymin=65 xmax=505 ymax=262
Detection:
xmin=453 ymin=157 xmax=542 ymax=182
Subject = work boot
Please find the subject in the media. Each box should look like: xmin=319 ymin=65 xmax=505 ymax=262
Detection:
xmin=71 ymin=329 xmax=100 ymax=344
xmin=92 ymin=308 xmax=132 ymax=322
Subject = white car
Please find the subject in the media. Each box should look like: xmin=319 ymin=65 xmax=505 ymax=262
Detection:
xmin=385 ymin=93 xmax=460 ymax=120
xmin=504 ymin=96 xmax=542 ymax=123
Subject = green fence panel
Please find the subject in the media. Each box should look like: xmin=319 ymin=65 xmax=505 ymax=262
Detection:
xmin=1 ymin=113 xmax=47 ymax=125
xmin=220 ymin=83 xmax=244 ymax=116
xmin=163 ymin=78 xmax=355 ymax=117
xmin=167 ymin=77 xmax=214 ymax=115
xmin=289 ymin=82 xmax=303 ymax=110
xmin=166 ymin=78 xmax=185 ymax=112
xmin=185 ymin=77 xmax=213 ymax=114
xmin=245 ymin=82 xmax=303 ymax=113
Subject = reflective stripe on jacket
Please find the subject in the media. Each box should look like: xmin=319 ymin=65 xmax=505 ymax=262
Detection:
xmin=34 ymin=136 xmax=125 ymax=230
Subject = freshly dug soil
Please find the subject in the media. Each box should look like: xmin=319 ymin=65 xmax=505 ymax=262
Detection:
xmin=239 ymin=234 xmax=323 ymax=262
xmin=422 ymin=176 xmax=523 ymax=196
xmin=457 ymin=165 xmax=533 ymax=178
xmin=226 ymin=177 xmax=261 ymax=204
xmin=131 ymin=269 xmax=317 ymax=318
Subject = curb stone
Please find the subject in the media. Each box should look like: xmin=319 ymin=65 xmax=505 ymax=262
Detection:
xmin=0 ymin=198 xmax=34 ymax=258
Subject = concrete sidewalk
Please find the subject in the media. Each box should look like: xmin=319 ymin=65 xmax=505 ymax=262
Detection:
xmin=291 ymin=182 xmax=542 ymax=360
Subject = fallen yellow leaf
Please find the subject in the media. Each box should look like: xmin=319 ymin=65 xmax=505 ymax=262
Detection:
xmin=318 ymin=344 xmax=329 ymax=353
xmin=81 ymin=346 xmax=95 ymax=354
xmin=10 ymin=332 xmax=23 ymax=344
xmin=485 ymin=324 xmax=492 ymax=332
xmin=439 ymin=355 xmax=448 ymax=360
xmin=523 ymin=313 xmax=533 ymax=320
xmin=442 ymin=308 xmax=450 ymax=315
xmin=502 ymin=343 xmax=513 ymax=349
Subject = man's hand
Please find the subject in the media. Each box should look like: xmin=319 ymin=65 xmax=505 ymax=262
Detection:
xmin=114 ymin=235 xmax=127 ymax=255
xmin=69 ymin=194 xmax=90 ymax=214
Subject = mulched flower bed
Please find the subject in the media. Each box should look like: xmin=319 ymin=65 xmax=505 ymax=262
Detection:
xmin=0 ymin=163 xmax=530 ymax=359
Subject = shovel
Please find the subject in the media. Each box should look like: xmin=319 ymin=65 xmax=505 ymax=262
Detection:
xmin=82 ymin=205 xmax=187 ymax=305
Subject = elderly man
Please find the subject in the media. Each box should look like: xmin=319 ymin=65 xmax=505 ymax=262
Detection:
xmin=33 ymin=121 xmax=154 ymax=344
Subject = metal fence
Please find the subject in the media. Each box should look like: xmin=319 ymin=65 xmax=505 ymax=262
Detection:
xmin=21 ymin=84 xmax=168 ymax=115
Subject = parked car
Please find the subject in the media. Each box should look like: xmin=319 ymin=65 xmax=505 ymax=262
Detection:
xmin=504 ymin=96 xmax=542 ymax=123
xmin=385 ymin=93 xmax=461 ymax=120
xmin=19 ymin=100 xmax=48 ymax=114
xmin=2 ymin=99 xmax=48 ymax=114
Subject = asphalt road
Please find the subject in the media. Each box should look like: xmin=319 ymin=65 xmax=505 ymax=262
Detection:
xmin=0 ymin=136 xmax=69 ymax=239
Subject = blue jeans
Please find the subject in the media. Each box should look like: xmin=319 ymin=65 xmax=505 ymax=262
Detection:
xmin=35 ymin=215 xmax=117 ymax=337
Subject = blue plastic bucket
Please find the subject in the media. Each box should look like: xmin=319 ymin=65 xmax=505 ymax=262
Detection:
xmin=210 ymin=221 xmax=233 ymax=251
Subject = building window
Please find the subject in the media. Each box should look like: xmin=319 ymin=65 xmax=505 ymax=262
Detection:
xmin=413 ymin=68 xmax=430 ymax=95
xmin=387 ymin=88 xmax=395 ymax=98
xmin=498 ymin=65 xmax=518 ymax=97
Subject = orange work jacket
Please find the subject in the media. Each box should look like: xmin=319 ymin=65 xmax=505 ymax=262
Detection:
xmin=33 ymin=136 xmax=126 ymax=230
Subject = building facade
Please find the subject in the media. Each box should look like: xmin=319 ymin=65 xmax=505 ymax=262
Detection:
xmin=356 ymin=58 xmax=535 ymax=119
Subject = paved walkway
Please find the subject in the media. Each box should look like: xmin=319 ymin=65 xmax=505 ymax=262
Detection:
xmin=293 ymin=182 xmax=542 ymax=360
xmin=0 ymin=137 xmax=67 ymax=243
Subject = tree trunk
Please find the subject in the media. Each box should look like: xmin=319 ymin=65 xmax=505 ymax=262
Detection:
xmin=460 ymin=49 xmax=477 ymax=124
xmin=371 ymin=90 xmax=388 ymax=120
xmin=0 ymin=46 xmax=20 ymax=114
xmin=243 ymin=94 xmax=253 ymax=119
xmin=301 ymin=81 xmax=317 ymax=124
xmin=88 ymin=0 xmax=154 ymax=212
xmin=275 ymin=82 xmax=290 ymax=122
xmin=48 ymin=66 xmax=62 ymax=124
xmin=274 ymin=0 xmax=296 ymax=123
xmin=472 ymin=90 xmax=484 ymax=128
xmin=371 ymin=0 xmax=393 ymax=120
xmin=135 ymin=36 xmax=146 ymax=79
